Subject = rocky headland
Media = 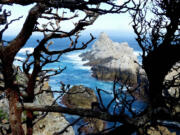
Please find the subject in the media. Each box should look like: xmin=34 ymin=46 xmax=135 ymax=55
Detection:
xmin=80 ymin=32 xmax=148 ymax=99
xmin=80 ymin=32 xmax=145 ymax=84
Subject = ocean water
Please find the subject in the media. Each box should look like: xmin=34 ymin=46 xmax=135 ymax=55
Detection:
xmin=4 ymin=34 xmax=180 ymax=134
xmin=7 ymin=34 xmax=146 ymax=133
xmin=11 ymin=34 xmax=143 ymax=104
xmin=11 ymin=34 xmax=142 ymax=92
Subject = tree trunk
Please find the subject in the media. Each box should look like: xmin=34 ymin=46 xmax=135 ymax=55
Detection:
xmin=104 ymin=124 xmax=136 ymax=135
xmin=7 ymin=88 xmax=24 ymax=135
xmin=26 ymin=111 xmax=33 ymax=135
xmin=143 ymin=45 xmax=180 ymax=108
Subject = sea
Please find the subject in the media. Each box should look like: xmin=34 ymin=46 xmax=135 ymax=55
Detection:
xmin=7 ymin=33 xmax=179 ymax=134
xmin=9 ymin=33 xmax=142 ymax=92
xmin=11 ymin=33 xmax=144 ymax=109
xmin=8 ymin=33 xmax=147 ymax=134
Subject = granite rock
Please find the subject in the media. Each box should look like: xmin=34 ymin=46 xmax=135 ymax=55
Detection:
xmin=80 ymin=32 xmax=141 ymax=84
xmin=62 ymin=85 xmax=106 ymax=134
xmin=0 ymin=68 xmax=74 ymax=135
xmin=147 ymin=125 xmax=176 ymax=135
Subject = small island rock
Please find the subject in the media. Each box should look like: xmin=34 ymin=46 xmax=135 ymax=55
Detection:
xmin=80 ymin=32 xmax=141 ymax=84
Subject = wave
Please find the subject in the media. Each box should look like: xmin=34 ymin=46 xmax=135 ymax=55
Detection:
xmin=15 ymin=56 xmax=25 ymax=61
xmin=18 ymin=47 xmax=34 ymax=55
xmin=134 ymin=50 xmax=142 ymax=57
xmin=13 ymin=56 xmax=25 ymax=66
xmin=77 ymin=65 xmax=91 ymax=70
xmin=13 ymin=61 xmax=22 ymax=66
xmin=134 ymin=50 xmax=142 ymax=64
xmin=64 ymin=51 xmax=91 ymax=70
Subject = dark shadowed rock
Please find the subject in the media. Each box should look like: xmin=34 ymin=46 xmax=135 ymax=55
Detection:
xmin=62 ymin=85 xmax=106 ymax=134
xmin=62 ymin=85 xmax=97 ymax=109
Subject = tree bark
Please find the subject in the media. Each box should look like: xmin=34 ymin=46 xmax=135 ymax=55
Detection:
xmin=103 ymin=124 xmax=136 ymax=135
xmin=26 ymin=111 xmax=33 ymax=135
xmin=143 ymin=45 xmax=180 ymax=108
xmin=7 ymin=88 xmax=24 ymax=135
xmin=18 ymin=104 xmax=132 ymax=123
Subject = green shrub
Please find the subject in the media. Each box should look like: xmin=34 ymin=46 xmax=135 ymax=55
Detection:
xmin=0 ymin=109 xmax=8 ymax=121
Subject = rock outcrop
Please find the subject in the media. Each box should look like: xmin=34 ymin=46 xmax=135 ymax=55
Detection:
xmin=62 ymin=85 xmax=106 ymax=134
xmin=31 ymin=81 xmax=74 ymax=135
xmin=164 ymin=62 xmax=180 ymax=98
xmin=147 ymin=125 xmax=176 ymax=135
xmin=80 ymin=32 xmax=144 ymax=85
xmin=62 ymin=85 xmax=97 ymax=109
xmin=0 ymin=67 xmax=74 ymax=135
xmin=80 ymin=32 xmax=148 ymax=100
xmin=164 ymin=62 xmax=180 ymax=116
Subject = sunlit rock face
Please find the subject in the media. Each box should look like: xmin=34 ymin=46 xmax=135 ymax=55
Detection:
xmin=80 ymin=32 xmax=142 ymax=84
xmin=164 ymin=62 xmax=180 ymax=98
xmin=163 ymin=62 xmax=180 ymax=115
xmin=80 ymin=32 xmax=149 ymax=100
xmin=92 ymin=32 xmax=139 ymax=72
xmin=147 ymin=125 xmax=176 ymax=135
xmin=32 ymin=81 xmax=74 ymax=135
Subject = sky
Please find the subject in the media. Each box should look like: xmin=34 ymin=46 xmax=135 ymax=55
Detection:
xmin=2 ymin=0 xmax=135 ymax=37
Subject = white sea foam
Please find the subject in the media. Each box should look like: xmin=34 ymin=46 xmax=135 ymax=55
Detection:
xmin=18 ymin=47 xmax=34 ymax=55
xmin=77 ymin=65 xmax=91 ymax=70
xmin=13 ymin=56 xmax=25 ymax=66
xmin=65 ymin=51 xmax=91 ymax=70
xmin=13 ymin=61 xmax=22 ymax=66
xmin=134 ymin=51 xmax=142 ymax=57
xmin=15 ymin=56 xmax=25 ymax=61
